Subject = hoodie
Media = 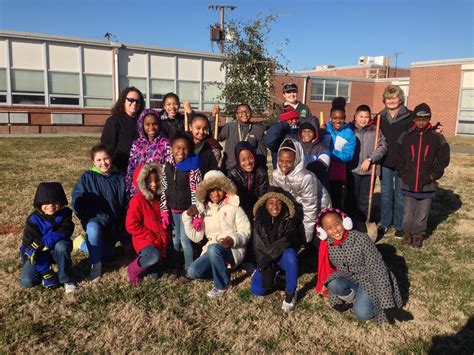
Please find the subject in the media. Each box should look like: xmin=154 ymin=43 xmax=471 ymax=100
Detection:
xmin=323 ymin=121 xmax=356 ymax=181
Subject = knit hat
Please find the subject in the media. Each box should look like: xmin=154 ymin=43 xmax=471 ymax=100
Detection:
xmin=33 ymin=182 xmax=68 ymax=209
xmin=412 ymin=103 xmax=431 ymax=120
xmin=283 ymin=83 xmax=298 ymax=92
xmin=280 ymin=106 xmax=299 ymax=122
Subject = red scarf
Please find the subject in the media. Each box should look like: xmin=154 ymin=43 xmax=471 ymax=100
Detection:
xmin=315 ymin=231 xmax=348 ymax=296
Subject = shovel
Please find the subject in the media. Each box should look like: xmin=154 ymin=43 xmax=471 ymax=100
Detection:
xmin=366 ymin=114 xmax=381 ymax=241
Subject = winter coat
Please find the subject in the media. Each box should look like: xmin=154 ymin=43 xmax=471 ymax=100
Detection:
xmin=323 ymin=121 xmax=356 ymax=181
xmin=395 ymin=124 xmax=450 ymax=193
xmin=195 ymin=140 xmax=219 ymax=176
xmin=182 ymin=173 xmax=251 ymax=267
xmin=126 ymin=164 xmax=170 ymax=256
xmin=101 ymin=113 xmax=138 ymax=172
xmin=272 ymin=138 xmax=331 ymax=242
xmin=268 ymin=102 xmax=313 ymax=127
xmin=379 ymin=106 xmax=412 ymax=169
xmin=348 ymin=121 xmax=387 ymax=176
xmin=252 ymin=188 xmax=302 ymax=289
xmin=157 ymin=110 xmax=195 ymax=139
xmin=325 ymin=230 xmax=403 ymax=325
xmin=72 ymin=167 xmax=128 ymax=238
xmin=126 ymin=109 xmax=172 ymax=197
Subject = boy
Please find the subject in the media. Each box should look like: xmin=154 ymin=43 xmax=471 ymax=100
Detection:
xmin=72 ymin=144 xmax=128 ymax=280
xmin=346 ymin=105 xmax=387 ymax=231
xmin=272 ymin=138 xmax=331 ymax=243
xmin=395 ymin=103 xmax=450 ymax=248
xmin=20 ymin=182 xmax=76 ymax=294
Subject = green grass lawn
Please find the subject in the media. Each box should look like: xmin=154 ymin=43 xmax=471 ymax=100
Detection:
xmin=0 ymin=137 xmax=473 ymax=353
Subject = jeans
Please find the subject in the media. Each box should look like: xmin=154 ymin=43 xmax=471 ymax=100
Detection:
xmin=326 ymin=277 xmax=375 ymax=321
xmin=250 ymin=248 xmax=298 ymax=296
xmin=380 ymin=166 xmax=404 ymax=231
xmin=82 ymin=221 xmax=116 ymax=264
xmin=20 ymin=240 xmax=73 ymax=287
xmin=345 ymin=173 xmax=371 ymax=232
xmin=138 ymin=246 xmax=161 ymax=280
xmin=402 ymin=196 xmax=432 ymax=235
xmin=171 ymin=212 xmax=194 ymax=269
xmin=187 ymin=243 xmax=235 ymax=290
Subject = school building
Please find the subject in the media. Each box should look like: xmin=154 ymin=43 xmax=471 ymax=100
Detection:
xmin=0 ymin=30 xmax=473 ymax=137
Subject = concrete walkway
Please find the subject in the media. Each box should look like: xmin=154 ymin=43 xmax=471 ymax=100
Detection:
xmin=451 ymin=145 xmax=474 ymax=154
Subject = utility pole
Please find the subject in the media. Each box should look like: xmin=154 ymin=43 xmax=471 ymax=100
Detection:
xmin=393 ymin=51 xmax=404 ymax=77
xmin=209 ymin=4 xmax=236 ymax=53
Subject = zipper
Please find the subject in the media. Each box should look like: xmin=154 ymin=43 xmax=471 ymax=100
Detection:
xmin=424 ymin=145 xmax=429 ymax=161
xmin=415 ymin=133 xmax=423 ymax=192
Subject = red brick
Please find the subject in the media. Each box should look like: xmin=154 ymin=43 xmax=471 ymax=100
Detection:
xmin=41 ymin=125 xmax=102 ymax=134
xmin=83 ymin=114 xmax=109 ymax=126
xmin=0 ymin=125 xmax=10 ymax=133
xmin=30 ymin=113 xmax=51 ymax=125
xmin=10 ymin=125 xmax=40 ymax=134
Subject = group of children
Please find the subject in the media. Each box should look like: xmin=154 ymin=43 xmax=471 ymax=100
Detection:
xmin=19 ymin=85 xmax=450 ymax=325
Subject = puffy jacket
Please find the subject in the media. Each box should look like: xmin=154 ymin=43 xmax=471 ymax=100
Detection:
xmin=126 ymin=164 xmax=170 ymax=256
xmin=182 ymin=172 xmax=251 ymax=267
xmin=348 ymin=121 xmax=387 ymax=176
xmin=395 ymin=124 xmax=450 ymax=192
xmin=379 ymin=106 xmax=412 ymax=168
xmin=323 ymin=121 xmax=356 ymax=181
xmin=272 ymin=138 xmax=331 ymax=242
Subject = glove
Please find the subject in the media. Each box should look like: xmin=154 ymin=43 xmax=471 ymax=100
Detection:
xmin=161 ymin=211 xmax=169 ymax=229
xmin=192 ymin=217 xmax=203 ymax=232
xmin=24 ymin=241 xmax=43 ymax=264
xmin=41 ymin=271 xmax=59 ymax=288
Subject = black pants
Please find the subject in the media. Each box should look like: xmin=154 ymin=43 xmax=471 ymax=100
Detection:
xmin=329 ymin=180 xmax=344 ymax=210
xmin=345 ymin=173 xmax=371 ymax=232
xmin=402 ymin=195 xmax=432 ymax=235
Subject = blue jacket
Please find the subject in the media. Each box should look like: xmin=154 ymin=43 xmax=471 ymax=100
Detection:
xmin=72 ymin=167 xmax=127 ymax=233
xmin=323 ymin=121 xmax=356 ymax=163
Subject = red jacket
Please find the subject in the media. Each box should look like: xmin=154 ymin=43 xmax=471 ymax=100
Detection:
xmin=126 ymin=164 xmax=170 ymax=256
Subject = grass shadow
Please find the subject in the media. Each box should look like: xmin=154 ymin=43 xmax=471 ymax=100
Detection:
xmin=427 ymin=188 xmax=462 ymax=236
xmin=377 ymin=243 xmax=410 ymax=304
xmin=429 ymin=316 xmax=474 ymax=354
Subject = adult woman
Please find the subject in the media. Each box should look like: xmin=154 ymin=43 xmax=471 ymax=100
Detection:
xmin=101 ymin=87 xmax=145 ymax=172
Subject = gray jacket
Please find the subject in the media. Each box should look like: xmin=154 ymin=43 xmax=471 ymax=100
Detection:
xmin=349 ymin=122 xmax=387 ymax=176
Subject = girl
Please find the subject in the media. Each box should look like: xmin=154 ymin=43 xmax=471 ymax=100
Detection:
xmin=126 ymin=108 xmax=171 ymax=197
xmin=315 ymin=208 xmax=403 ymax=325
xmin=250 ymin=187 xmax=302 ymax=311
xmin=162 ymin=132 xmax=201 ymax=281
xmin=187 ymin=113 xmax=221 ymax=176
xmin=183 ymin=170 xmax=251 ymax=298
xmin=323 ymin=97 xmax=356 ymax=209
xmin=126 ymin=164 xmax=170 ymax=285
xmin=158 ymin=92 xmax=194 ymax=138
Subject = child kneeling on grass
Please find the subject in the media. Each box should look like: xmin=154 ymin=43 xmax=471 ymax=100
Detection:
xmin=183 ymin=170 xmax=251 ymax=298
xmin=250 ymin=187 xmax=303 ymax=311
xmin=126 ymin=164 xmax=170 ymax=285
xmin=315 ymin=208 xmax=402 ymax=325
xmin=20 ymin=182 xmax=76 ymax=294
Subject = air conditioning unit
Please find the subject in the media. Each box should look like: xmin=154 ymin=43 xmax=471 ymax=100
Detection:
xmin=358 ymin=56 xmax=367 ymax=65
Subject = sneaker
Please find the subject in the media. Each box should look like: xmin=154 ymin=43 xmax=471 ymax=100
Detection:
xmin=73 ymin=234 xmax=86 ymax=251
xmin=282 ymin=291 xmax=297 ymax=311
xmin=64 ymin=283 xmax=77 ymax=294
xmin=377 ymin=226 xmax=388 ymax=238
xmin=207 ymin=287 xmax=228 ymax=298
xmin=411 ymin=234 xmax=424 ymax=249
xmin=168 ymin=268 xmax=179 ymax=282
xmin=394 ymin=230 xmax=404 ymax=239
xmin=402 ymin=233 xmax=412 ymax=246
xmin=88 ymin=262 xmax=102 ymax=281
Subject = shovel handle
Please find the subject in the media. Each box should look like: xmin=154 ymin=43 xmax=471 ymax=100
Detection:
xmin=367 ymin=114 xmax=381 ymax=222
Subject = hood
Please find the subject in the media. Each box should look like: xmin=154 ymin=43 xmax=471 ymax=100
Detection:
xmin=136 ymin=108 xmax=161 ymax=139
xmin=380 ymin=105 xmax=411 ymax=124
xmin=133 ymin=163 xmax=163 ymax=200
xmin=252 ymin=186 xmax=296 ymax=219
xmin=298 ymin=121 xmax=320 ymax=143
xmin=33 ymin=182 xmax=68 ymax=208
xmin=234 ymin=141 xmax=256 ymax=169
xmin=276 ymin=137 xmax=305 ymax=178
xmin=196 ymin=170 xmax=237 ymax=204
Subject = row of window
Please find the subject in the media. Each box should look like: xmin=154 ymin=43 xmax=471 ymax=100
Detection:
xmin=310 ymin=79 xmax=351 ymax=102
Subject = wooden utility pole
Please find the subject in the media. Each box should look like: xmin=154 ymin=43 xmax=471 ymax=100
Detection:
xmin=209 ymin=4 xmax=236 ymax=53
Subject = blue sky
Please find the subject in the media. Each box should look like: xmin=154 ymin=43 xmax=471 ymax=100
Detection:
xmin=0 ymin=0 xmax=473 ymax=70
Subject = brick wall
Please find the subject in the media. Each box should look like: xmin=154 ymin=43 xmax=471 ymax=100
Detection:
xmin=304 ymin=66 xmax=410 ymax=79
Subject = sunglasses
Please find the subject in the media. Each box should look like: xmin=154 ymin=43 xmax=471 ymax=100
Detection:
xmin=126 ymin=97 xmax=142 ymax=104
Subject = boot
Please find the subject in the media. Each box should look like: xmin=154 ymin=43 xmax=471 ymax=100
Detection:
xmin=127 ymin=257 xmax=146 ymax=286
xmin=411 ymin=234 xmax=424 ymax=249
xmin=89 ymin=262 xmax=102 ymax=281
xmin=402 ymin=232 xmax=412 ymax=246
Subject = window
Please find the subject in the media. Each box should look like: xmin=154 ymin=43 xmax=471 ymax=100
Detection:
xmin=457 ymin=71 xmax=474 ymax=134
xmin=202 ymin=82 xmax=222 ymax=111
xmin=11 ymin=69 xmax=45 ymax=105
xmin=311 ymin=79 xmax=351 ymax=102
xmin=177 ymin=81 xmax=200 ymax=109
xmin=49 ymin=72 xmax=80 ymax=106
xmin=119 ymin=76 xmax=147 ymax=98
xmin=84 ymin=74 xmax=113 ymax=108
xmin=150 ymin=79 xmax=174 ymax=108
xmin=0 ymin=68 xmax=6 ymax=104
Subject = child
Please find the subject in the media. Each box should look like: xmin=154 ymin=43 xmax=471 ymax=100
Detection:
xmin=187 ymin=113 xmax=221 ymax=176
xmin=126 ymin=108 xmax=172 ymax=197
xmin=158 ymin=92 xmax=194 ymax=138
xmin=323 ymin=97 xmax=356 ymax=209
xmin=19 ymin=182 xmax=76 ymax=294
xmin=272 ymin=138 xmax=331 ymax=243
xmin=345 ymin=105 xmax=387 ymax=231
xmin=162 ymin=132 xmax=202 ymax=281
xmin=183 ymin=170 xmax=251 ymax=298
xmin=250 ymin=187 xmax=302 ymax=311
xmin=213 ymin=104 xmax=267 ymax=171
xmin=126 ymin=164 xmax=170 ymax=285
xmin=72 ymin=144 xmax=128 ymax=281
xmin=299 ymin=121 xmax=331 ymax=189
xmin=315 ymin=208 xmax=402 ymax=325
xmin=395 ymin=103 xmax=450 ymax=248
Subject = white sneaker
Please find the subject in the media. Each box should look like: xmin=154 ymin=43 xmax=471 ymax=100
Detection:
xmin=88 ymin=262 xmax=102 ymax=281
xmin=207 ymin=287 xmax=228 ymax=298
xmin=64 ymin=283 xmax=77 ymax=294
xmin=282 ymin=291 xmax=297 ymax=311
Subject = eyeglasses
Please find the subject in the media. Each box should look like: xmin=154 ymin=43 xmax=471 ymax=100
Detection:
xmin=126 ymin=97 xmax=141 ymax=104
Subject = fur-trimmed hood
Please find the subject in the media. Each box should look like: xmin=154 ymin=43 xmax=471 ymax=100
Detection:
xmin=253 ymin=187 xmax=296 ymax=219
xmin=196 ymin=170 xmax=237 ymax=204
xmin=133 ymin=163 xmax=163 ymax=200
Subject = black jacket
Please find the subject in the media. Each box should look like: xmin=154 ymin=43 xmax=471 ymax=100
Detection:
xmin=395 ymin=124 xmax=450 ymax=192
xmin=164 ymin=163 xmax=192 ymax=210
xmin=101 ymin=113 xmax=138 ymax=172
xmin=196 ymin=141 xmax=219 ymax=176
xmin=158 ymin=110 xmax=195 ymax=139
xmin=379 ymin=106 xmax=412 ymax=169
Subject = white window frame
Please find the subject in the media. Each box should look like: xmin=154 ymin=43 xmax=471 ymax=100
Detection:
xmin=310 ymin=78 xmax=351 ymax=103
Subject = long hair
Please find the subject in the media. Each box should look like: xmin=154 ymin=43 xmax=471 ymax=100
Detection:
xmin=111 ymin=87 xmax=145 ymax=117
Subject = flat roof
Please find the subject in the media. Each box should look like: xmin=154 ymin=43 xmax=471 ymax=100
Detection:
xmin=411 ymin=58 xmax=474 ymax=68
xmin=276 ymin=72 xmax=410 ymax=83
xmin=293 ymin=63 xmax=410 ymax=74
